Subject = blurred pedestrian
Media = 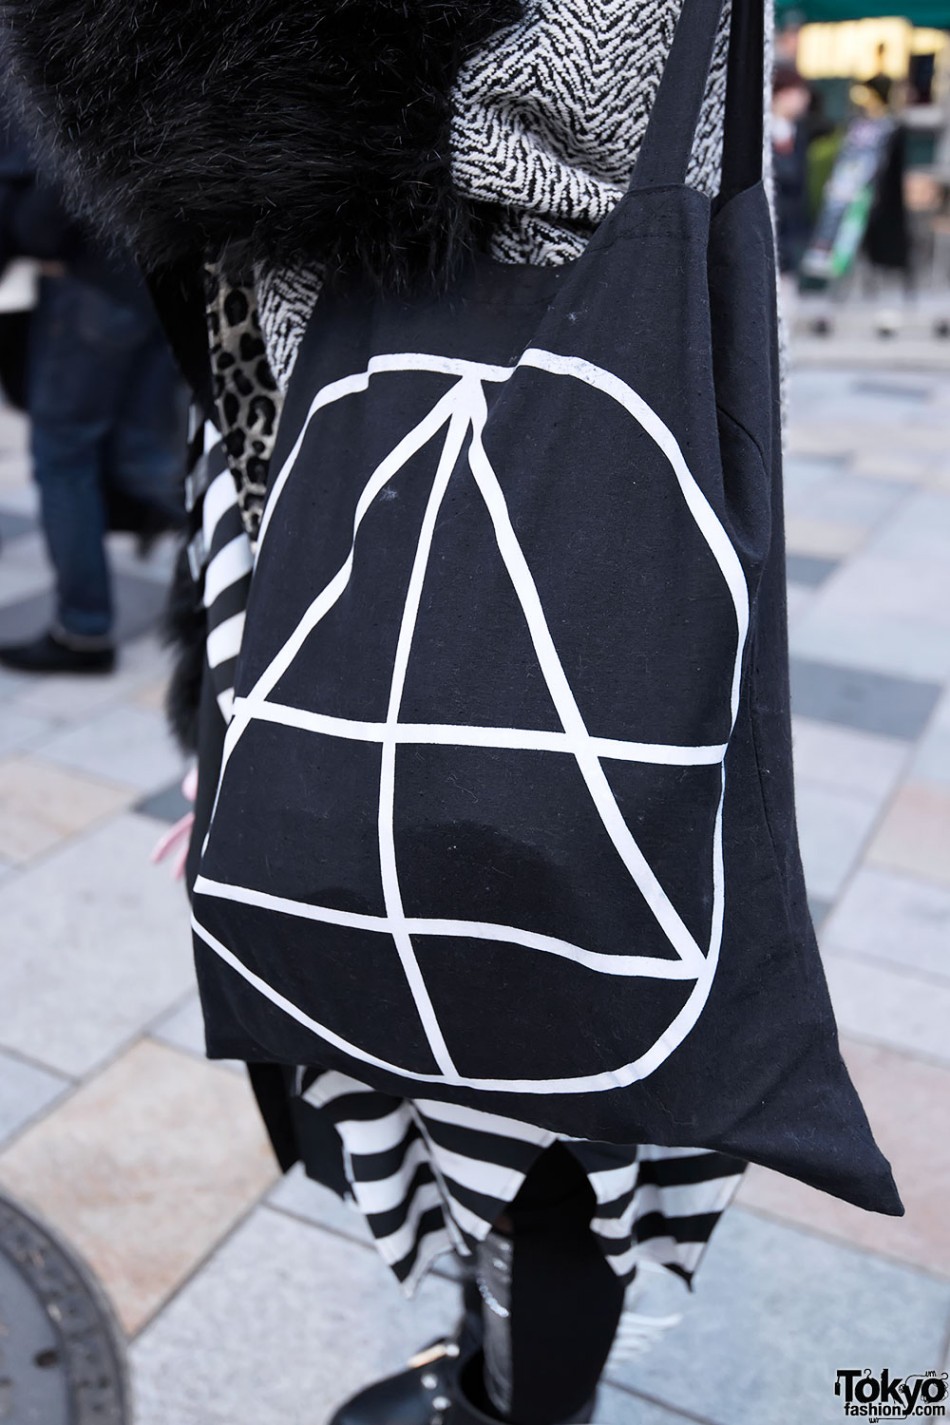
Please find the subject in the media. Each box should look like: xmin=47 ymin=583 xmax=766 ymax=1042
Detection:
xmin=0 ymin=93 xmax=184 ymax=675
xmin=772 ymin=64 xmax=814 ymax=277
xmin=0 ymin=102 xmax=36 ymax=411
xmin=866 ymin=41 xmax=894 ymax=108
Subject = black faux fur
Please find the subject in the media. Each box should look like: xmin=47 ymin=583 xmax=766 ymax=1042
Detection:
xmin=0 ymin=0 xmax=520 ymax=282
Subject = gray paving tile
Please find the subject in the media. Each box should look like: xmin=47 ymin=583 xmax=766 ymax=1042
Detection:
xmin=851 ymin=445 xmax=942 ymax=483
xmin=822 ymin=953 xmax=950 ymax=1064
xmin=0 ymin=546 xmax=51 ymax=608
xmin=785 ymin=583 xmax=816 ymax=626
xmin=111 ymin=570 xmax=171 ymax=640
xmin=784 ymin=454 xmax=850 ymax=477
xmin=808 ymin=896 xmax=834 ymax=930
xmin=0 ymin=479 xmax=37 ymax=519
xmin=0 ymin=1047 xmax=69 ymax=1144
xmin=867 ymin=489 xmax=950 ymax=564
xmin=598 ymin=1387 xmax=705 ymax=1424
xmin=0 ymin=505 xmax=36 ymax=543
xmin=268 ymin=1162 xmax=376 ymax=1247
xmin=911 ymin=729 xmax=950 ymax=788
xmin=821 ymin=397 xmax=936 ymax=429
xmin=151 ymin=992 xmax=241 ymax=1074
xmin=789 ymin=658 xmax=942 ymax=741
xmin=0 ymin=666 xmax=29 ymax=701
xmin=791 ymin=717 xmax=907 ymax=801
xmin=782 ymin=456 xmax=849 ymax=499
xmin=269 ymin=1173 xmax=464 ymax=1286
xmin=0 ymin=404 xmax=27 ymax=448
xmin=0 ymin=570 xmax=167 ymax=649
xmin=910 ymin=690 xmax=950 ymax=790
xmin=786 ymin=553 xmax=839 ymax=588
xmin=867 ymin=779 xmax=950 ymax=887
xmin=825 ymin=867 xmax=950 ymax=981
xmin=40 ymin=705 xmax=183 ymax=792
xmin=787 ymin=369 xmax=866 ymax=410
xmin=0 ymin=591 xmax=60 ymax=645
xmin=0 ymin=706 xmax=57 ymax=758
xmin=790 ymin=610 xmax=950 ymax=683
xmin=783 ymin=472 xmax=907 ymax=526
xmin=850 ymin=378 xmax=933 ymax=403
xmin=0 ymin=1038 xmax=279 ymax=1335
xmin=795 ymin=782 xmax=883 ymax=901
xmin=0 ymin=526 xmax=44 ymax=565
xmin=136 ymin=779 xmax=191 ymax=825
xmin=607 ymin=1208 xmax=950 ymax=1425
xmin=111 ymin=631 xmax=168 ymax=678
xmin=814 ymin=554 xmax=950 ymax=632
xmin=7 ymin=634 xmax=165 ymax=723
xmin=132 ymin=1205 xmax=457 ymax=1424
xmin=151 ymin=993 xmax=207 ymax=1057
xmin=109 ymin=530 xmax=179 ymax=587
xmin=784 ymin=517 xmax=870 ymax=562
xmin=0 ymin=813 xmax=195 ymax=1075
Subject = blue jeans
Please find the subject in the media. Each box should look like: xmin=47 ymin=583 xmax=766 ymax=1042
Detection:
xmin=29 ymin=274 xmax=184 ymax=640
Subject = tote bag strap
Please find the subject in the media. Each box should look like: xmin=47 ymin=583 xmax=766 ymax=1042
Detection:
xmin=629 ymin=0 xmax=727 ymax=192
xmin=719 ymin=0 xmax=766 ymax=198
xmin=630 ymin=0 xmax=765 ymax=196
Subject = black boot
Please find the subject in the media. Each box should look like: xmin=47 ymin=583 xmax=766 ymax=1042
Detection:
xmin=0 ymin=629 xmax=116 ymax=675
xmin=327 ymin=1274 xmax=482 ymax=1425
xmin=328 ymin=1341 xmax=597 ymax=1425
xmin=447 ymin=1353 xmax=597 ymax=1425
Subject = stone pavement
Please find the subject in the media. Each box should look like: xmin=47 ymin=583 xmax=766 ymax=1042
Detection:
xmin=791 ymin=294 xmax=950 ymax=374
xmin=0 ymin=365 xmax=948 ymax=1425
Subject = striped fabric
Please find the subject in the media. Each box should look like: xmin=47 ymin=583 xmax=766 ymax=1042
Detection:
xmin=297 ymin=1068 xmax=746 ymax=1296
xmin=188 ymin=430 xmax=254 ymax=722
xmin=192 ymin=454 xmax=746 ymax=1300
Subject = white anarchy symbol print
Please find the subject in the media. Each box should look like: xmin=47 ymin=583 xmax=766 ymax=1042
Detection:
xmin=193 ymin=349 xmax=751 ymax=1095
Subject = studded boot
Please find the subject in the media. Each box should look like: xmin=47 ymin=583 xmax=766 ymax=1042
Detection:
xmin=444 ymin=1352 xmax=597 ymax=1425
xmin=327 ymin=1273 xmax=482 ymax=1425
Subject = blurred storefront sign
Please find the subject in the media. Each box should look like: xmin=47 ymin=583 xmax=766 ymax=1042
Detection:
xmin=795 ymin=18 xmax=948 ymax=79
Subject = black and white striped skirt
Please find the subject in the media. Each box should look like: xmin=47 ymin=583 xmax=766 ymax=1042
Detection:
xmin=292 ymin=1067 xmax=746 ymax=1295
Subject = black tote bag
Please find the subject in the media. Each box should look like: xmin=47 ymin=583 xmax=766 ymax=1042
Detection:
xmin=192 ymin=0 xmax=902 ymax=1216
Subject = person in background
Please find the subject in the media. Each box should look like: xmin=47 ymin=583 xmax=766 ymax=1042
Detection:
xmin=866 ymin=42 xmax=894 ymax=108
xmin=0 ymin=93 xmax=184 ymax=675
xmin=0 ymin=102 xmax=36 ymax=412
xmin=772 ymin=64 xmax=814 ymax=279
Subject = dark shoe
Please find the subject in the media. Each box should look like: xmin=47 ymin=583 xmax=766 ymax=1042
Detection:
xmin=0 ymin=630 xmax=116 ymax=675
xmin=449 ymin=1354 xmax=597 ymax=1425
xmin=328 ymin=1276 xmax=482 ymax=1425
xmin=327 ymin=1338 xmax=464 ymax=1425
xmin=328 ymin=1345 xmax=597 ymax=1425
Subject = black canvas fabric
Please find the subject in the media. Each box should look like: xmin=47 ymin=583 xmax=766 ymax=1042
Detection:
xmin=192 ymin=0 xmax=901 ymax=1217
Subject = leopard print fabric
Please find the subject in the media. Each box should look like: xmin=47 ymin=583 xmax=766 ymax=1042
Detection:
xmin=204 ymin=263 xmax=280 ymax=540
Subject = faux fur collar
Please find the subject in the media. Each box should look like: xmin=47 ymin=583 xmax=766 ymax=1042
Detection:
xmin=0 ymin=0 xmax=519 ymax=283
